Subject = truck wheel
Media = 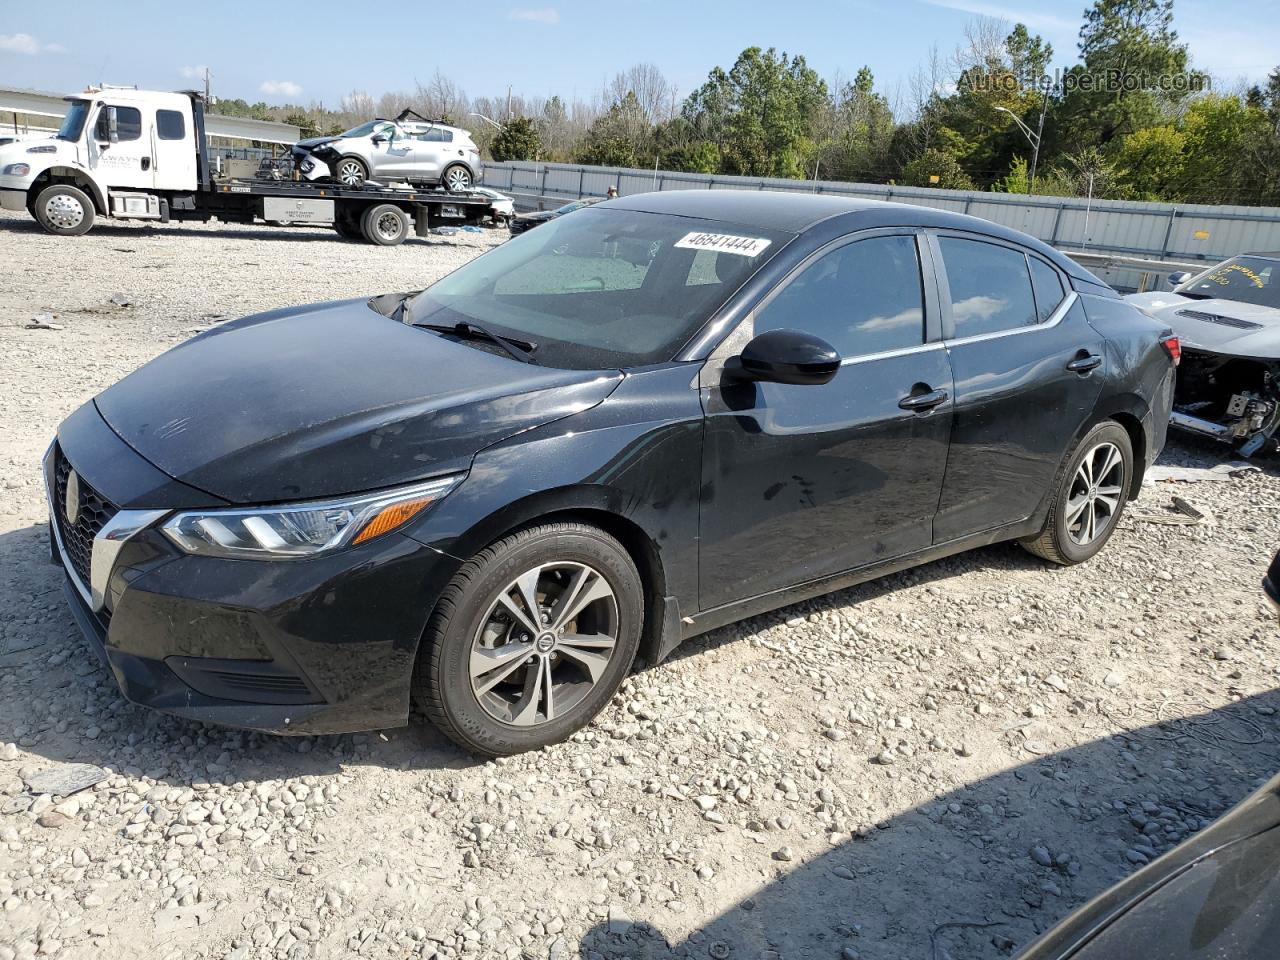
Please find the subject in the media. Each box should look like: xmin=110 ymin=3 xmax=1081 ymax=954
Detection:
xmin=442 ymin=164 xmax=473 ymax=193
xmin=333 ymin=157 xmax=369 ymax=187
xmin=34 ymin=184 xmax=95 ymax=236
xmin=360 ymin=204 xmax=410 ymax=246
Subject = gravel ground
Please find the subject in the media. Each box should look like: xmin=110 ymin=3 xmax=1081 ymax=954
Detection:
xmin=1 ymin=210 xmax=1278 ymax=960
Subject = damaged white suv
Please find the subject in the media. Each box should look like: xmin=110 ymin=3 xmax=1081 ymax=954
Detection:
xmin=291 ymin=109 xmax=481 ymax=191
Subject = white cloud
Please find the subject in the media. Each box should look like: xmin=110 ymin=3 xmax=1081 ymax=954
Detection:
xmin=260 ymin=80 xmax=303 ymax=98
xmin=0 ymin=32 xmax=66 ymax=55
xmin=179 ymin=64 xmax=208 ymax=79
xmin=508 ymin=8 xmax=559 ymax=24
xmin=919 ymin=0 xmax=1076 ymax=34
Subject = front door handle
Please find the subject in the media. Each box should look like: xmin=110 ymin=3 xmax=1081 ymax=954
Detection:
xmin=898 ymin=388 xmax=949 ymax=412
xmin=1066 ymin=353 xmax=1102 ymax=373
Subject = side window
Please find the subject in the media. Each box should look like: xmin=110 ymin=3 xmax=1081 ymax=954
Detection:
xmin=1029 ymin=256 xmax=1066 ymax=321
xmin=754 ymin=235 xmax=925 ymax=356
xmin=94 ymin=105 xmax=143 ymax=142
xmin=938 ymin=237 xmax=1037 ymax=337
xmin=156 ymin=109 xmax=185 ymax=141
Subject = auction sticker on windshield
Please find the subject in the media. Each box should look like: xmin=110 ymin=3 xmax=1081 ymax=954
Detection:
xmin=674 ymin=232 xmax=772 ymax=257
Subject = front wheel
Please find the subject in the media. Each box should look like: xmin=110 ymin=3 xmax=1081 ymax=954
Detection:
xmin=441 ymin=164 xmax=473 ymax=193
xmin=332 ymin=157 xmax=369 ymax=187
xmin=415 ymin=522 xmax=643 ymax=756
xmin=1020 ymin=421 xmax=1134 ymax=565
xmin=33 ymin=184 xmax=95 ymax=236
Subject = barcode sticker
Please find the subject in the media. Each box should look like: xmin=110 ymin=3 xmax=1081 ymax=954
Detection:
xmin=674 ymin=232 xmax=772 ymax=257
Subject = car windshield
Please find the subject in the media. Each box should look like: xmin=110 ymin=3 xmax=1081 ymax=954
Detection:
xmin=338 ymin=120 xmax=386 ymax=138
xmin=58 ymin=100 xmax=91 ymax=141
xmin=1177 ymin=256 xmax=1280 ymax=309
xmin=408 ymin=208 xmax=791 ymax=369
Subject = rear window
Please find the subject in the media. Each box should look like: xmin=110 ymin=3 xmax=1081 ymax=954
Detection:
xmin=156 ymin=109 xmax=185 ymax=140
xmin=939 ymin=237 xmax=1038 ymax=337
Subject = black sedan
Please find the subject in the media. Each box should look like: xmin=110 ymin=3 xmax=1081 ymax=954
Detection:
xmin=507 ymin=196 xmax=602 ymax=235
xmin=46 ymin=190 xmax=1176 ymax=755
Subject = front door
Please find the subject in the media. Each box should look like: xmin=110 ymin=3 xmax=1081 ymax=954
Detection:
xmin=698 ymin=231 xmax=954 ymax=611
xmin=368 ymin=122 xmax=415 ymax=179
xmin=929 ymin=232 xmax=1105 ymax=542
xmin=87 ymin=102 xmax=152 ymax=189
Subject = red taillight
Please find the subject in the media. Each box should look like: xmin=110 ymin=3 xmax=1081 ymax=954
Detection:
xmin=1161 ymin=335 xmax=1181 ymax=366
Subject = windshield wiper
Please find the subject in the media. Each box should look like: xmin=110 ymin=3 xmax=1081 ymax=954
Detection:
xmin=415 ymin=320 xmax=538 ymax=364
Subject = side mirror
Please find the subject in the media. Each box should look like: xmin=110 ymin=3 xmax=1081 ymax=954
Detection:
xmin=106 ymin=106 xmax=119 ymax=143
xmin=1168 ymin=271 xmax=1192 ymax=287
xmin=371 ymin=134 xmax=386 ymax=145
xmin=729 ymin=329 xmax=841 ymax=386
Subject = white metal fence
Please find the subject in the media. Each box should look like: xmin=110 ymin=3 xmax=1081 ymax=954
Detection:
xmin=482 ymin=161 xmax=1280 ymax=266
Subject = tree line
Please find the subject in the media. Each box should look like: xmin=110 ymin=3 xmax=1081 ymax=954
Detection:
xmin=219 ymin=0 xmax=1280 ymax=207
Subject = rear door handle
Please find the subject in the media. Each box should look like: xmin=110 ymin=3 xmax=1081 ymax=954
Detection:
xmin=898 ymin=388 xmax=949 ymax=412
xmin=1066 ymin=354 xmax=1102 ymax=373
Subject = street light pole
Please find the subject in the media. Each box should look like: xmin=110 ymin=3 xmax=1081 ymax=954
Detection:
xmin=996 ymin=105 xmax=1042 ymax=194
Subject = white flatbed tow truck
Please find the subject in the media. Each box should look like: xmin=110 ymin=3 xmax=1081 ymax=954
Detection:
xmin=0 ymin=86 xmax=490 ymax=245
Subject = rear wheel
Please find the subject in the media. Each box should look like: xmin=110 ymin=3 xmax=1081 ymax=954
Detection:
xmin=332 ymin=156 xmax=369 ymax=187
xmin=33 ymin=184 xmax=95 ymax=236
xmin=415 ymin=522 xmax=643 ymax=756
xmin=1020 ymin=421 xmax=1134 ymax=565
xmin=442 ymin=164 xmax=473 ymax=192
xmin=360 ymin=203 xmax=410 ymax=245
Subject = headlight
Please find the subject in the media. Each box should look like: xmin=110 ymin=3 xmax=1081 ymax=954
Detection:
xmin=2 ymin=163 xmax=30 ymax=176
xmin=300 ymin=159 xmax=314 ymax=173
xmin=160 ymin=475 xmax=462 ymax=560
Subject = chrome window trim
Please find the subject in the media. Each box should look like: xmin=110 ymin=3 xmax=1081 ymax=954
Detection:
xmin=43 ymin=441 xmax=167 ymax=612
xmin=840 ymin=341 xmax=946 ymax=366
xmin=943 ymin=291 xmax=1078 ymax=348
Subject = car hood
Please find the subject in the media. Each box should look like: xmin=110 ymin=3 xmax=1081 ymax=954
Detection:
xmin=1126 ymin=293 xmax=1280 ymax=359
xmin=292 ymin=136 xmax=340 ymax=151
xmin=94 ymin=299 xmax=622 ymax=504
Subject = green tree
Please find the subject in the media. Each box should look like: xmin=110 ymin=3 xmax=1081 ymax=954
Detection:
xmin=682 ymin=47 xmax=828 ymax=178
xmin=1115 ymin=124 xmax=1185 ymax=199
xmin=576 ymin=93 xmax=652 ymax=167
xmin=820 ymin=67 xmax=896 ymax=182
xmin=284 ymin=112 xmax=319 ymax=139
xmin=1178 ymin=95 xmax=1272 ymax=203
xmin=901 ymin=148 xmax=975 ymax=190
xmin=491 ymin=116 xmax=541 ymax=162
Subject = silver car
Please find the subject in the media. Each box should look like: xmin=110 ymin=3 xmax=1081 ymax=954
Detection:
xmin=1126 ymin=252 xmax=1280 ymax=455
xmin=291 ymin=110 xmax=480 ymax=191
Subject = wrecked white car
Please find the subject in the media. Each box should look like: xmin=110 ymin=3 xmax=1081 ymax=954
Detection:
xmin=1128 ymin=253 xmax=1280 ymax=456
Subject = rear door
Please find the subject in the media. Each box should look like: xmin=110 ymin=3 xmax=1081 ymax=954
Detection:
xmin=411 ymin=126 xmax=452 ymax=181
xmin=698 ymin=230 xmax=954 ymax=610
xmin=930 ymin=232 xmax=1104 ymax=542
xmin=151 ymin=105 xmax=196 ymax=191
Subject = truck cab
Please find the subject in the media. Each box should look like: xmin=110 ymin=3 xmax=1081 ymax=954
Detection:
xmin=0 ymin=86 xmax=199 ymax=234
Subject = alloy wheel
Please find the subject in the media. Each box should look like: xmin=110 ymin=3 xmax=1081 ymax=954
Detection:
xmin=445 ymin=166 xmax=472 ymax=191
xmin=469 ymin=561 xmax=619 ymax=726
xmin=337 ymin=160 xmax=365 ymax=186
xmin=1065 ymin=441 xmax=1124 ymax=545
xmin=45 ymin=194 xmax=85 ymax=229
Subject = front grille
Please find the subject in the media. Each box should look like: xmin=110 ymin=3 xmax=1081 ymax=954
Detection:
xmin=52 ymin=446 xmax=119 ymax=591
xmin=1176 ymin=308 xmax=1262 ymax=330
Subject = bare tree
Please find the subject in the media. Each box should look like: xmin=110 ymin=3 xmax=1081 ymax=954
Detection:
xmin=415 ymin=71 xmax=469 ymax=122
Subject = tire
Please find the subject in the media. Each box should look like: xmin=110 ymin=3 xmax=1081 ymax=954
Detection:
xmin=441 ymin=163 xmax=473 ymax=193
xmin=359 ymin=203 xmax=410 ymax=246
xmin=415 ymin=521 xmax=643 ymax=756
xmin=1020 ymin=420 xmax=1134 ymax=565
xmin=33 ymin=184 xmax=95 ymax=236
xmin=332 ymin=156 xmax=369 ymax=187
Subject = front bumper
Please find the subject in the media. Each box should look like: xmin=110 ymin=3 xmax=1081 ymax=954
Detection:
xmin=0 ymin=182 xmax=28 ymax=211
xmin=48 ymin=407 xmax=462 ymax=735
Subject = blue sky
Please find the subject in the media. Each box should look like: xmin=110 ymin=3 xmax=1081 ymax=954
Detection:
xmin=2 ymin=0 xmax=1275 ymax=111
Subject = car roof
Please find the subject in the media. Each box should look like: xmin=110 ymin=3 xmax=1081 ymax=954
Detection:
xmin=605 ymin=189 xmax=1099 ymax=283
xmin=1242 ymin=252 xmax=1280 ymax=260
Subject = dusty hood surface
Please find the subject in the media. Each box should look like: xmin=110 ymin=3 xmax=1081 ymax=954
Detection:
xmin=94 ymin=299 xmax=621 ymax=503
xmin=1127 ymin=292 xmax=1280 ymax=359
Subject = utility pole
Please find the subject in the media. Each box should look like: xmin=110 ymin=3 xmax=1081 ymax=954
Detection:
xmin=506 ymin=85 xmax=512 ymax=122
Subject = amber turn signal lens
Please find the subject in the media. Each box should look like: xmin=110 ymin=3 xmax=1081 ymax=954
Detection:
xmin=351 ymin=496 xmax=434 ymax=546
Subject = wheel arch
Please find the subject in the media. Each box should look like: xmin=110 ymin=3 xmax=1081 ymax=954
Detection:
xmin=30 ymin=166 xmax=107 ymax=214
xmin=332 ymin=154 xmax=370 ymax=177
xmin=1090 ymin=393 xmax=1152 ymax=497
xmin=428 ymin=485 xmax=674 ymax=666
